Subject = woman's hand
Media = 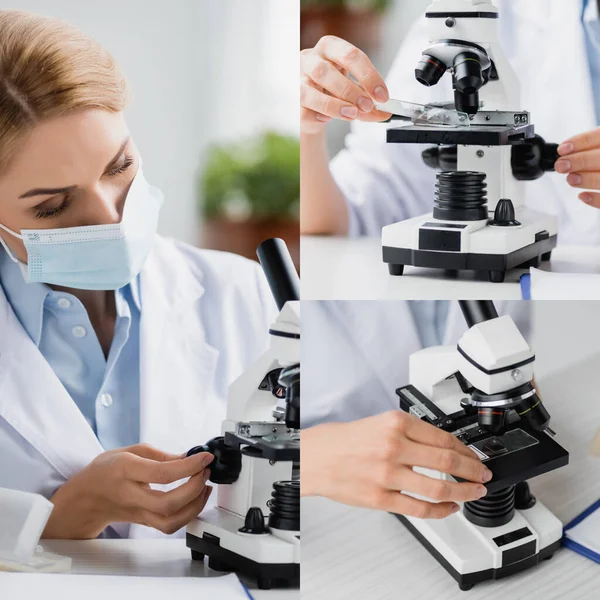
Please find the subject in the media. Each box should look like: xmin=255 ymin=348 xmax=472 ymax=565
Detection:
xmin=556 ymin=127 xmax=600 ymax=206
xmin=300 ymin=35 xmax=392 ymax=135
xmin=43 ymin=443 xmax=214 ymax=539
xmin=301 ymin=411 xmax=492 ymax=519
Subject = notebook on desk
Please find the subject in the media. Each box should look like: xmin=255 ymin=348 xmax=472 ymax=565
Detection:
xmin=0 ymin=572 xmax=255 ymax=599
xmin=563 ymin=499 xmax=600 ymax=564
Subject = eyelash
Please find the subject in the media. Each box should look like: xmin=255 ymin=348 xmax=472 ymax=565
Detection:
xmin=107 ymin=154 xmax=134 ymax=177
xmin=34 ymin=155 xmax=135 ymax=219
xmin=34 ymin=195 xmax=72 ymax=220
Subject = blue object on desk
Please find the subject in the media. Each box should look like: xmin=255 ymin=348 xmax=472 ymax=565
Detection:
xmin=563 ymin=498 xmax=600 ymax=564
xmin=242 ymin=583 xmax=255 ymax=599
xmin=520 ymin=273 xmax=531 ymax=300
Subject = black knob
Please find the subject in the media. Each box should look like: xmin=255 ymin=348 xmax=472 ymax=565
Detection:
xmin=515 ymin=482 xmax=537 ymax=510
xmin=186 ymin=436 xmax=242 ymax=485
xmin=541 ymin=143 xmax=560 ymax=172
xmin=512 ymin=135 xmax=559 ymax=181
xmin=239 ymin=507 xmax=268 ymax=535
xmin=490 ymin=199 xmax=521 ymax=227
xmin=422 ymin=146 xmax=457 ymax=171
xmin=187 ymin=444 xmax=210 ymax=457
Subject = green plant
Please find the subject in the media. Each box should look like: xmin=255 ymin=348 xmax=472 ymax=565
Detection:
xmin=301 ymin=0 xmax=392 ymax=13
xmin=200 ymin=131 xmax=300 ymax=222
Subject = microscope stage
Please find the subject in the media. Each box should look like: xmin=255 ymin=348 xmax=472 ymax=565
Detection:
xmin=456 ymin=425 xmax=569 ymax=493
xmin=386 ymin=123 xmax=535 ymax=146
xmin=224 ymin=431 xmax=299 ymax=462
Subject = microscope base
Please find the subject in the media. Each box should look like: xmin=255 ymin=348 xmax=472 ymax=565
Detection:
xmin=394 ymin=499 xmax=563 ymax=590
xmin=382 ymin=210 xmax=558 ymax=283
xmin=186 ymin=508 xmax=300 ymax=590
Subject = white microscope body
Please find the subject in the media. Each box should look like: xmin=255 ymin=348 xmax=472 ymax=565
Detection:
xmin=186 ymin=239 xmax=300 ymax=590
xmin=382 ymin=0 xmax=558 ymax=283
xmin=397 ymin=305 xmax=568 ymax=590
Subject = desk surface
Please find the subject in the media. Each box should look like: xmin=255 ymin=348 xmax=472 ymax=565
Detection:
xmin=301 ymin=236 xmax=600 ymax=300
xmin=301 ymin=354 xmax=600 ymax=600
xmin=41 ymin=539 xmax=297 ymax=600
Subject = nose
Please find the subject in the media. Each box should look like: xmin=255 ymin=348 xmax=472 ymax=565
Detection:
xmin=77 ymin=186 xmax=123 ymax=227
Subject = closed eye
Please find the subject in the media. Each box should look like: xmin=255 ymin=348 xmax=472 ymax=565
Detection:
xmin=34 ymin=195 xmax=72 ymax=220
xmin=106 ymin=154 xmax=134 ymax=177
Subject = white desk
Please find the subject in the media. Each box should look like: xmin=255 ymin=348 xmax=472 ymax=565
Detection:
xmin=301 ymin=236 xmax=600 ymax=300
xmin=301 ymin=354 xmax=600 ymax=600
xmin=41 ymin=539 xmax=297 ymax=600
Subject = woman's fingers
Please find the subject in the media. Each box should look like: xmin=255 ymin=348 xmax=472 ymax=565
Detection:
xmin=301 ymin=81 xmax=360 ymax=121
xmin=381 ymin=490 xmax=460 ymax=519
xmin=395 ymin=468 xmax=488 ymax=503
xmin=137 ymin=470 xmax=210 ymax=516
xmin=558 ymin=127 xmax=600 ymax=155
xmin=119 ymin=443 xmax=183 ymax=462
xmin=403 ymin=414 xmax=480 ymax=460
xmin=121 ymin=451 xmax=214 ymax=485
xmin=302 ymin=107 xmax=332 ymax=124
xmin=579 ymin=191 xmax=600 ymax=207
xmin=566 ymin=172 xmax=600 ymax=190
xmin=555 ymin=149 xmax=600 ymax=174
xmin=402 ymin=439 xmax=492 ymax=484
xmin=302 ymin=52 xmax=376 ymax=114
xmin=357 ymin=109 xmax=393 ymax=122
xmin=136 ymin=485 xmax=213 ymax=535
xmin=315 ymin=36 xmax=389 ymax=103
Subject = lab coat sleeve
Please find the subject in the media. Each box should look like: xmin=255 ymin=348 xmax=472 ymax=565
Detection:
xmin=330 ymin=16 xmax=455 ymax=237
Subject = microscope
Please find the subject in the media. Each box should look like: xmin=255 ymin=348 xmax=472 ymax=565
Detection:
xmin=185 ymin=238 xmax=300 ymax=590
xmin=395 ymin=300 xmax=569 ymax=590
xmin=380 ymin=0 xmax=559 ymax=283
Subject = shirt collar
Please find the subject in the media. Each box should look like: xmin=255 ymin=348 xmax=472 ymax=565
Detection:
xmin=0 ymin=249 xmax=51 ymax=346
xmin=0 ymin=248 xmax=142 ymax=346
xmin=128 ymin=274 xmax=142 ymax=312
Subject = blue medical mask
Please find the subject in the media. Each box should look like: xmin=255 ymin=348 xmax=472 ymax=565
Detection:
xmin=0 ymin=166 xmax=164 ymax=290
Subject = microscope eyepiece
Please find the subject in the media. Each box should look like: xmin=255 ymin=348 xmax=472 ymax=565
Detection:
xmin=415 ymin=54 xmax=447 ymax=87
xmin=256 ymin=238 xmax=299 ymax=311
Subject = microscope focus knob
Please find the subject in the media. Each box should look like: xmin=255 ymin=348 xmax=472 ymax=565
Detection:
xmin=239 ymin=507 xmax=268 ymax=535
xmin=514 ymin=482 xmax=537 ymax=510
xmin=186 ymin=436 xmax=242 ymax=485
xmin=512 ymin=135 xmax=559 ymax=181
xmin=489 ymin=199 xmax=521 ymax=227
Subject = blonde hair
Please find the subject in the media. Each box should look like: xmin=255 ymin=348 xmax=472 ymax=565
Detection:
xmin=0 ymin=10 xmax=130 ymax=173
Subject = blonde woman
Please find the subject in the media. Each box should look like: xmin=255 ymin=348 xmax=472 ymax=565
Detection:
xmin=0 ymin=11 xmax=275 ymax=539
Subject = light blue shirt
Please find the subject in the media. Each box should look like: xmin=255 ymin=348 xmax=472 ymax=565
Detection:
xmin=0 ymin=251 xmax=141 ymax=451
xmin=583 ymin=0 xmax=600 ymax=125
xmin=408 ymin=301 xmax=450 ymax=347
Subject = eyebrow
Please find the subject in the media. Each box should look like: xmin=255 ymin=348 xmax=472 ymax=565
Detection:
xmin=19 ymin=136 xmax=131 ymax=199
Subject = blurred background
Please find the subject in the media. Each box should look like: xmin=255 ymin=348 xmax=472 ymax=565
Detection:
xmin=2 ymin=0 xmax=300 ymax=265
xmin=301 ymin=0 xmax=429 ymax=155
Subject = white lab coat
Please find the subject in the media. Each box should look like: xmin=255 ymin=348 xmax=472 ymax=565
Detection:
xmin=0 ymin=236 xmax=276 ymax=538
xmin=332 ymin=0 xmax=600 ymax=242
xmin=301 ymin=300 xmax=530 ymax=428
